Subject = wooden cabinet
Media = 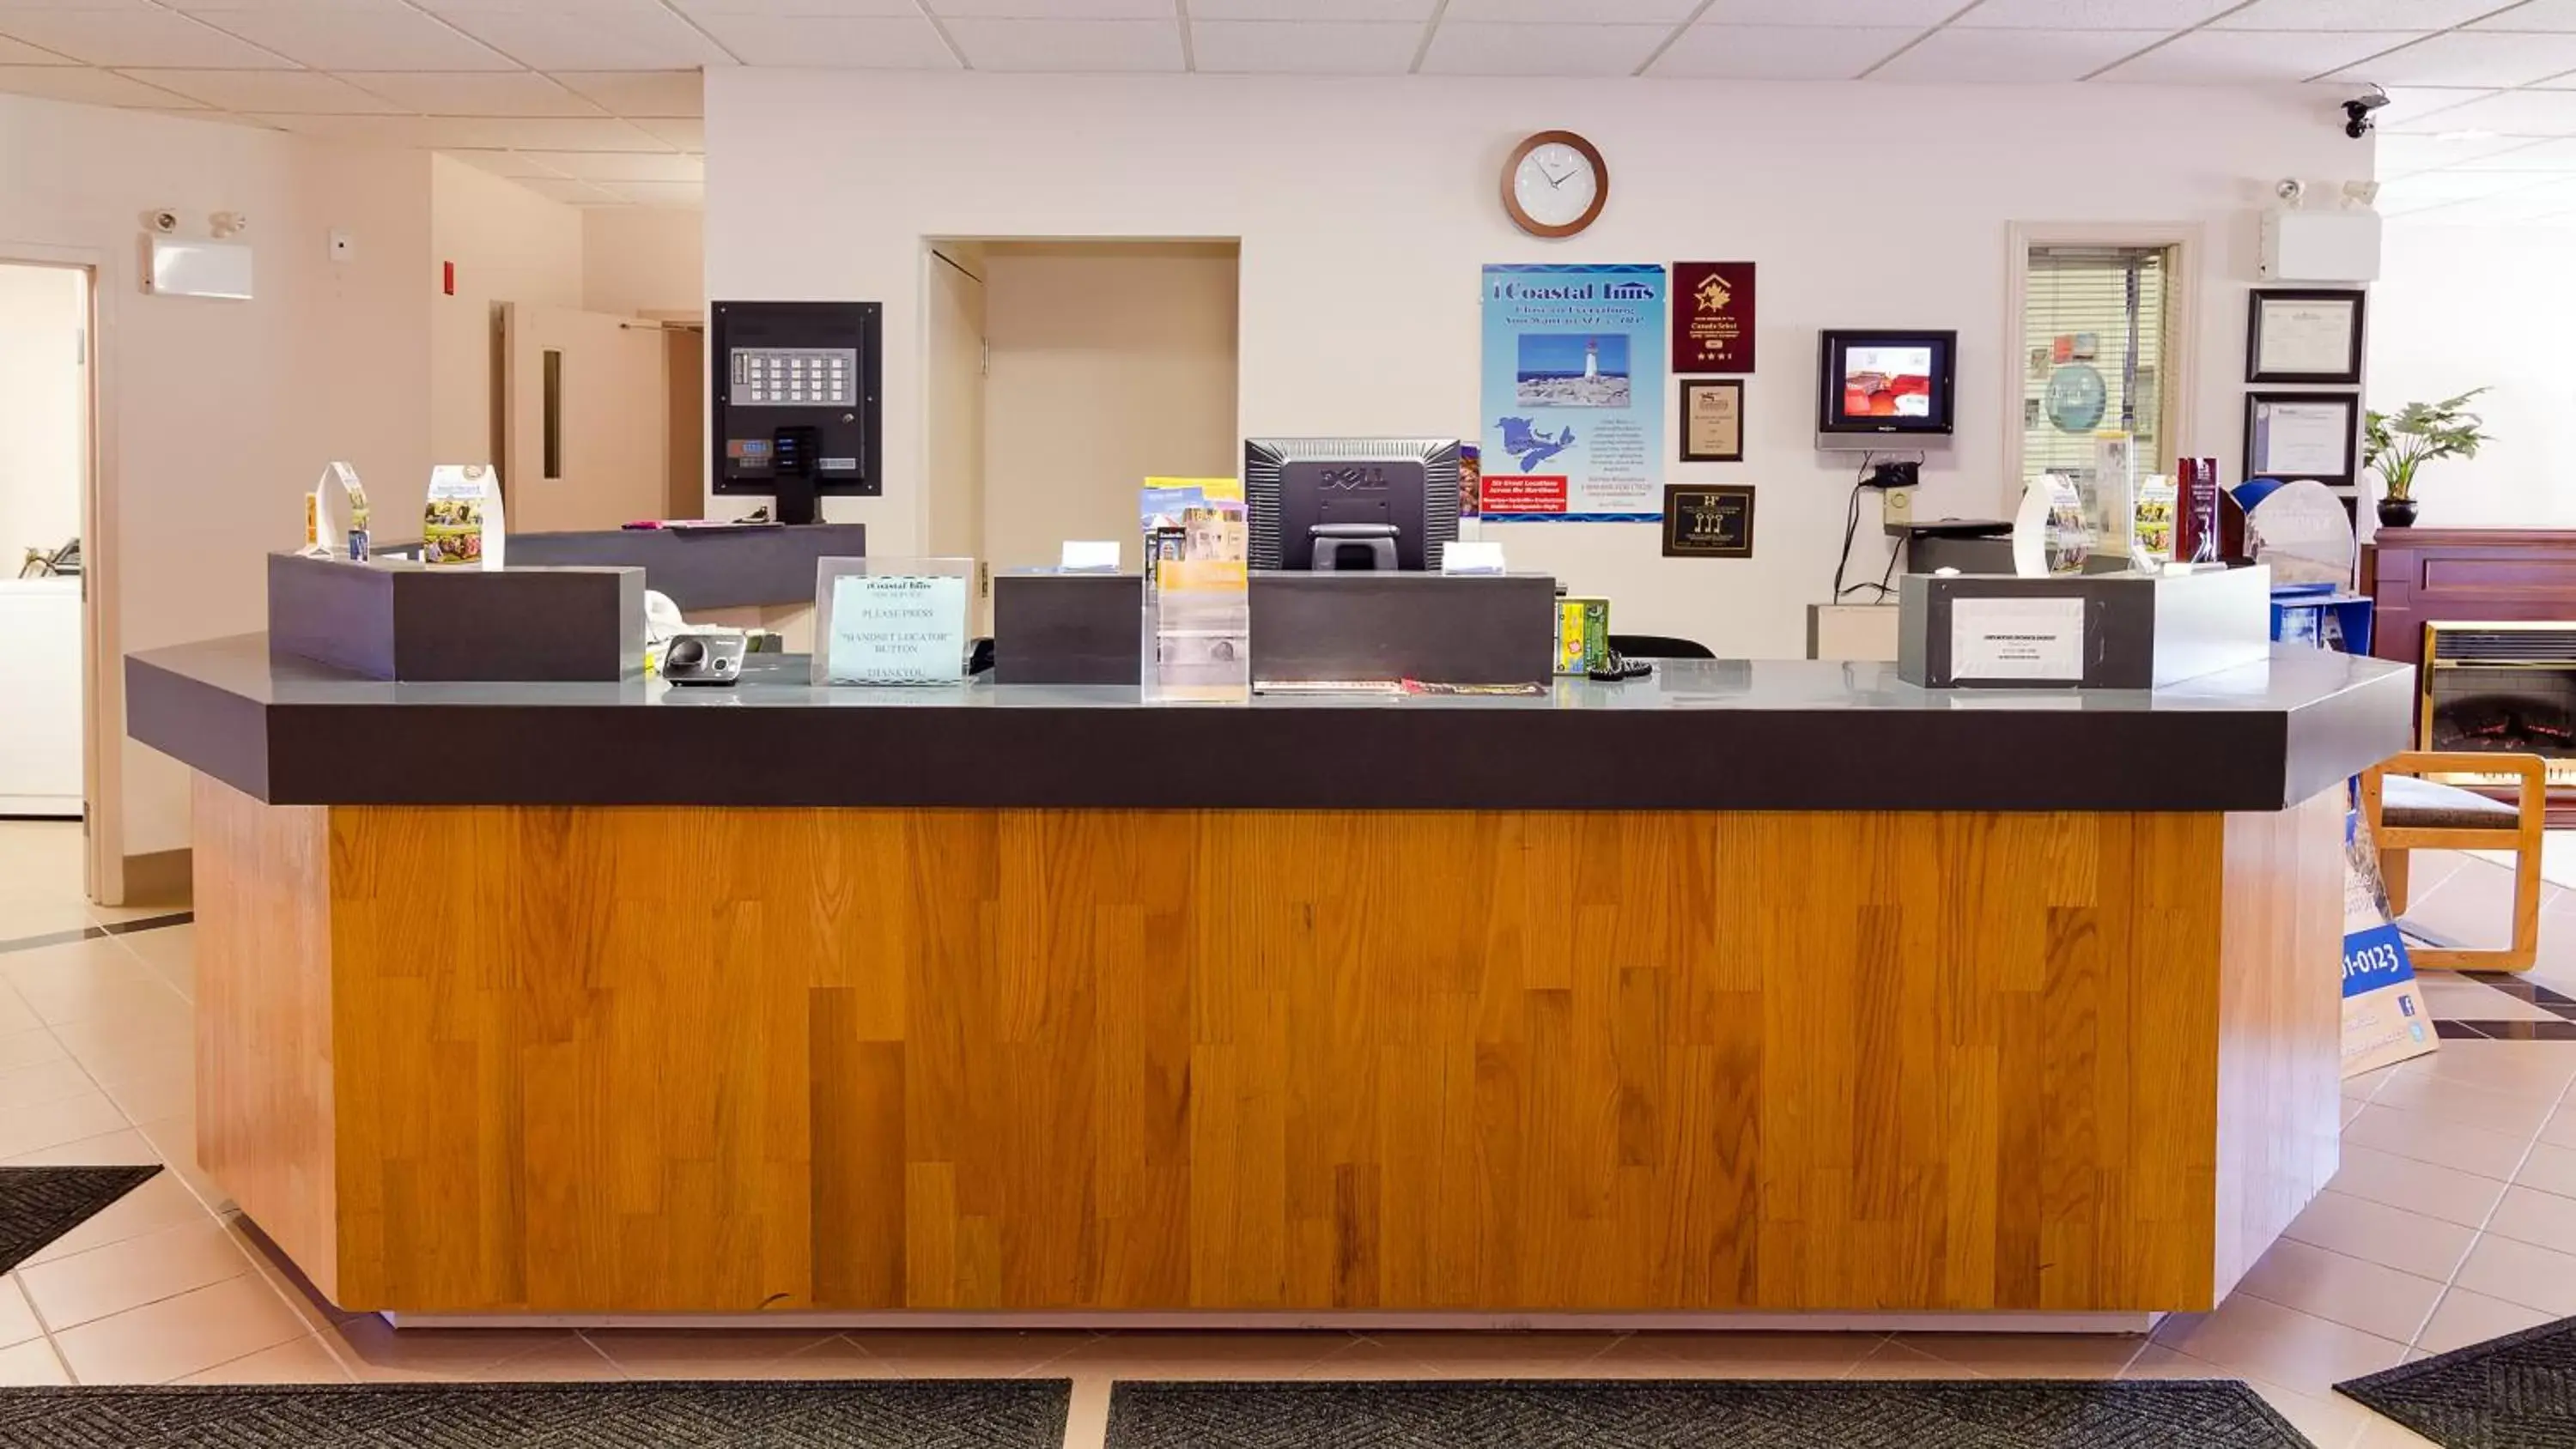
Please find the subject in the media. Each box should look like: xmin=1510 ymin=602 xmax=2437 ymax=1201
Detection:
xmin=2364 ymin=528 xmax=2576 ymax=671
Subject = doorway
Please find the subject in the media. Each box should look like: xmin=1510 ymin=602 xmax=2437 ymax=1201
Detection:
xmin=0 ymin=258 xmax=100 ymax=901
xmin=924 ymin=239 xmax=1242 ymax=622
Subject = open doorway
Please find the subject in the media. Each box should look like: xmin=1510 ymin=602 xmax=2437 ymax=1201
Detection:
xmin=0 ymin=259 xmax=98 ymax=908
xmin=925 ymin=239 xmax=1242 ymax=625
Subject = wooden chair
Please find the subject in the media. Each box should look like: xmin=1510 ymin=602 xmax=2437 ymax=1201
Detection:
xmin=2360 ymin=750 xmax=2549 ymax=972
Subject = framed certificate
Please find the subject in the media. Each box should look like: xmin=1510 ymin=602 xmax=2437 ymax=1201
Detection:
xmin=1662 ymin=485 xmax=1753 ymax=558
xmin=2247 ymin=289 xmax=2365 ymax=385
xmin=1679 ymin=378 xmax=1744 ymax=463
xmin=2244 ymin=391 xmax=2358 ymax=488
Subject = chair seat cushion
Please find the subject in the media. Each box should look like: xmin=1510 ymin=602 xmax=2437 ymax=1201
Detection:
xmin=2381 ymin=773 xmax=2521 ymax=829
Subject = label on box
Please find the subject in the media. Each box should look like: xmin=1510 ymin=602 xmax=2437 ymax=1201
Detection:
xmin=1950 ymin=596 xmax=2083 ymax=682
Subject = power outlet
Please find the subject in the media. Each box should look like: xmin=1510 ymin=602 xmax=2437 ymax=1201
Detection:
xmin=1880 ymin=486 xmax=1915 ymax=531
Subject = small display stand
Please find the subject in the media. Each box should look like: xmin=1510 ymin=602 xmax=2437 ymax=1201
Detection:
xmin=2270 ymin=582 xmax=2374 ymax=655
xmin=812 ymin=556 xmax=972 ymax=686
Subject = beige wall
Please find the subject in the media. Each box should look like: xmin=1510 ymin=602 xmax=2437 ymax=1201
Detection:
xmin=0 ymin=264 xmax=85 ymax=564
xmin=0 ymin=92 xmax=431 ymax=856
xmin=431 ymin=154 xmax=583 ymax=467
xmin=583 ymin=207 xmax=703 ymax=318
xmin=981 ymin=242 xmax=1238 ymax=575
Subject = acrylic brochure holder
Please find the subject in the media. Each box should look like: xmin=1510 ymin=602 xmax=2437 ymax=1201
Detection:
xmin=813 ymin=556 xmax=972 ymax=686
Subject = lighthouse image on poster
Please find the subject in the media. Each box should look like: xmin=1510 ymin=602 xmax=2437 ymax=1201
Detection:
xmin=1584 ymin=338 xmax=1599 ymax=379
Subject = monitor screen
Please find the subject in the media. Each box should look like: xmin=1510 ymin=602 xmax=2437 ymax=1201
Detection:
xmin=1817 ymin=329 xmax=1957 ymax=440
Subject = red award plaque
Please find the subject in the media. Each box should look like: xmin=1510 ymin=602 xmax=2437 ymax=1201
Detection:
xmin=1672 ymin=261 xmax=1756 ymax=373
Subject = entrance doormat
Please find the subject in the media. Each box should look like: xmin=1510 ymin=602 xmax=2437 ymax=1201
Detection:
xmin=1107 ymin=1379 xmax=2309 ymax=1448
xmin=0 ymin=1379 xmax=1072 ymax=1448
xmin=2339 ymin=1314 xmax=2576 ymax=1448
xmin=0 ymin=1165 xmax=160 ymax=1273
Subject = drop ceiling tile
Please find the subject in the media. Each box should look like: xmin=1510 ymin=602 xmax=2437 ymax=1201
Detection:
xmin=515 ymin=148 xmax=699 ymax=179
xmin=2374 ymin=168 xmax=2556 ymax=209
xmin=2329 ymin=30 xmax=2576 ymax=86
xmin=0 ymin=62 xmax=207 ymax=102
xmin=246 ymin=109 xmax=435 ymax=141
xmin=631 ymin=114 xmax=699 ymax=148
xmin=438 ymin=9 xmax=730 ymax=69
xmin=346 ymin=70 xmax=606 ymax=114
xmin=417 ymin=112 xmax=670 ymax=147
xmin=194 ymin=10 xmax=516 ymax=68
xmin=940 ymin=16 xmax=1182 ymax=70
xmin=1695 ymin=0 xmax=1959 ymax=19
xmin=928 ymin=0 xmax=1174 ymax=15
xmin=1421 ymin=21 xmax=1668 ymax=76
xmin=1190 ymin=19 xmax=1415 ymax=73
xmin=2475 ymin=1 xmax=2576 ymax=30
xmin=1869 ymin=27 xmax=2165 ymax=82
xmin=2366 ymin=83 xmax=2501 ymax=128
xmin=0 ymin=32 xmax=68 ymax=59
xmin=119 ymin=65 xmax=406 ymax=110
xmin=440 ymin=146 xmax=566 ymax=178
xmin=513 ymin=175 xmax=621 ymax=203
xmin=688 ymin=13 xmax=951 ymax=64
xmin=2454 ymin=136 xmax=2576 ymax=167
xmin=1189 ymin=0 xmax=1429 ymax=16
xmin=1650 ymin=24 xmax=1917 ymax=78
xmin=595 ymin=179 xmax=702 ymax=205
xmin=2096 ymin=29 xmax=2428 ymax=82
xmin=2388 ymin=87 xmax=2576 ymax=134
xmin=0 ymin=10 xmax=287 ymax=66
xmin=2373 ymin=131 xmax=2550 ymax=173
xmin=2406 ymin=188 xmax=2576 ymax=223
xmin=0 ymin=0 xmax=152 ymax=9
xmin=415 ymin=0 xmax=675 ymax=12
xmin=549 ymin=68 xmax=698 ymax=114
xmin=1443 ymin=0 xmax=1700 ymax=21
xmin=1953 ymin=0 xmax=2237 ymax=27
xmin=2219 ymin=0 xmax=2515 ymax=25
xmin=667 ymin=0 xmax=915 ymax=15
xmin=163 ymin=0 xmax=415 ymax=12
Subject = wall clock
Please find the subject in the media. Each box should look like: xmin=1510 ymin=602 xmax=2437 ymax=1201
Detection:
xmin=1503 ymin=130 xmax=1607 ymax=239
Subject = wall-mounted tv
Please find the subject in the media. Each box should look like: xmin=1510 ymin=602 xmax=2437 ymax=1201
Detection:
xmin=1816 ymin=329 xmax=1957 ymax=451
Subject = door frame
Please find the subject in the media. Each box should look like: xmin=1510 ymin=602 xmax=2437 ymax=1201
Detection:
xmin=0 ymin=242 xmax=120 ymax=903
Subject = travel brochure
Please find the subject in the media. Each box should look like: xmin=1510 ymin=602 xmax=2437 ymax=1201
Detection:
xmin=422 ymin=464 xmax=507 ymax=569
xmin=1141 ymin=477 xmax=1249 ymax=695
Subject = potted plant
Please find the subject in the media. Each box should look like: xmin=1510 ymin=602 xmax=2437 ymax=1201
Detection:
xmin=2363 ymin=389 xmax=2491 ymax=528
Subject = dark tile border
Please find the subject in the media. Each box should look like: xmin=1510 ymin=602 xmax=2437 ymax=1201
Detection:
xmin=0 ymin=912 xmax=192 ymax=958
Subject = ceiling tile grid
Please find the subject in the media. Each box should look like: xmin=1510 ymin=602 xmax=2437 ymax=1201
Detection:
xmin=0 ymin=0 xmax=2567 ymax=215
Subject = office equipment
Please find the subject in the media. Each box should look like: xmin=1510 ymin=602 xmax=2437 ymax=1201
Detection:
xmin=710 ymin=300 xmax=884 ymax=524
xmin=1816 ymin=329 xmax=1958 ymax=450
xmin=660 ymin=631 xmax=747 ymax=686
xmin=1243 ymin=437 xmax=1461 ymax=572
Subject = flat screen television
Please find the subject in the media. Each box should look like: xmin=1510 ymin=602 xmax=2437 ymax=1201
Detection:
xmin=1816 ymin=329 xmax=1957 ymax=450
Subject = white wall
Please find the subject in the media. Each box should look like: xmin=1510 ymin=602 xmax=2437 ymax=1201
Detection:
xmin=708 ymin=74 xmax=2368 ymax=657
xmin=583 ymin=207 xmax=704 ymax=318
xmin=0 ymin=92 xmax=430 ymax=858
xmin=981 ymin=241 xmax=1238 ymax=574
xmin=2367 ymin=221 xmax=2576 ymax=528
xmin=431 ymin=154 xmax=583 ymax=466
xmin=0 ymin=264 xmax=85 ymax=562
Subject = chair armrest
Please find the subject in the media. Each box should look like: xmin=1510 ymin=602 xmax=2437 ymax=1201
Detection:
xmin=2367 ymin=750 xmax=2550 ymax=831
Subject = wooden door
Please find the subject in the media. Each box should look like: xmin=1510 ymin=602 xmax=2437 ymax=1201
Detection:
xmin=501 ymin=305 xmax=673 ymax=534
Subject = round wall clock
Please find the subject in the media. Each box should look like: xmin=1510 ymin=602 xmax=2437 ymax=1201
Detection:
xmin=1503 ymin=130 xmax=1607 ymax=239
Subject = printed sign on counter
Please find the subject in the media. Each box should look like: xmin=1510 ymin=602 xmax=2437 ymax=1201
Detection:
xmin=1948 ymin=596 xmax=2084 ymax=682
xmin=822 ymin=571 xmax=969 ymax=685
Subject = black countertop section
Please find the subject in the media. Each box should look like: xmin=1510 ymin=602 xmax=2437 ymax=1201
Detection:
xmin=128 ymin=634 xmax=2415 ymax=813
xmin=499 ymin=524 xmax=866 ymax=611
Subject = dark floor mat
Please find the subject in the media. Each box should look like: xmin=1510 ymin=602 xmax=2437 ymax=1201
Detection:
xmin=0 ymin=1165 xmax=160 ymax=1274
xmin=2339 ymin=1313 xmax=2576 ymax=1448
xmin=0 ymin=1379 xmax=1072 ymax=1448
xmin=1107 ymin=1378 xmax=2311 ymax=1448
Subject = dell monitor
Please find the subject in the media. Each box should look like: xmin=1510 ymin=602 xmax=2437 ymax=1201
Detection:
xmin=1242 ymin=438 xmax=1461 ymax=572
xmin=1816 ymin=328 xmax=1957 ymax=451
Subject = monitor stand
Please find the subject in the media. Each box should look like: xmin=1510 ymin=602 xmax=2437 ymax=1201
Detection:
xmin=770 ymin=425 xmax=820 ymax=525
xmin=1309 ymin=524 xmax=1399 ymax=572
xmin=771 ymin=471 xmax=819 ymax=526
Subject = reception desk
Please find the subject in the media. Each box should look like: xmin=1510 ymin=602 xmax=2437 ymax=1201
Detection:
xmin=129 ymin=637 xmax=2410 ymax=1321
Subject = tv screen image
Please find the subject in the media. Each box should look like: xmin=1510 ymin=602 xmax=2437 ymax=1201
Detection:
xmin=1515 ymin=333 xmax=1631 ymax=410
xmin=1842 ymin=346 xmax=1935 ymax=420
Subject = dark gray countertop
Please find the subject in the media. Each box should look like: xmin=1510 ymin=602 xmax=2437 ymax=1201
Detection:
xmin=128 ymin=634 xmax=2415 ymax=812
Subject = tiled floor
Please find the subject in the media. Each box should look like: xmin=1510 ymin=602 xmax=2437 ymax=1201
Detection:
xmin=10 ymin=821 xmax=2576 ymax=1448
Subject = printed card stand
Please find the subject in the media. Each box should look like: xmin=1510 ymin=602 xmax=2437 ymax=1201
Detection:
xmin=2342 ymin=807 xmax=2435 ymax=1078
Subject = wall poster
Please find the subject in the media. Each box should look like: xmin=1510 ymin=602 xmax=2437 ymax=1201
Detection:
xmin=1479 ymin=264 xmax=1666 ymax=522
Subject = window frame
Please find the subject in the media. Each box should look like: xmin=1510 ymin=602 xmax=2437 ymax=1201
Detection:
xmin=2002 ymin=222 xmax=2205 ymax=499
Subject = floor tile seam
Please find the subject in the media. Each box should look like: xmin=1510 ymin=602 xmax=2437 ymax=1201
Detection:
xmin=2403 ymin=1054 xmax=2576 ymax=1350
xmin=19 ymin=1229 xmax=263 ymax=1337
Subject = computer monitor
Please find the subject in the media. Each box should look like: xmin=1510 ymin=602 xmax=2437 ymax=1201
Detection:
xmin=1816 ymin=328 xmax=1957 ymax=451
xmin=1242 ymin=438 xmax=1461 ymax=572
xmin=710 ymin=300 xmax=884 ymax=524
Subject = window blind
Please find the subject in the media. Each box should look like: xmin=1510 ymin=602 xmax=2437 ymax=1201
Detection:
xmin=2020 ymin=245 xmax=2176 ymax=488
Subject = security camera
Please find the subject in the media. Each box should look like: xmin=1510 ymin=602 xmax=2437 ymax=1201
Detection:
xmin=209 ymin=210 xmax=247 ymax=238
xmin=143 ymin=209 xmax=179 ymax=234
xmin=2344 ymin=84 xmax=2390 ymax=139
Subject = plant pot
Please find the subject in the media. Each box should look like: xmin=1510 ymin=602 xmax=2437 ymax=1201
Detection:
xmin=2377 ymin=497 xmax=2420 ymax=528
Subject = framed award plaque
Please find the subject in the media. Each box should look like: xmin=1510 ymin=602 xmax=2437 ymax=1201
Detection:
xmin=1662 ymin=485 xmax=1753 ymax=558
xmin=1679 ymin=379 xmax=1745 ymax=463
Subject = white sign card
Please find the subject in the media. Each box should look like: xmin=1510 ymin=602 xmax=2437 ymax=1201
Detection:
xmin=1950 ymin=596 xmax=2085 ymax=682
xmin=824 ymin=573 xmax=969 ymax=684
xmin=1060 ymin=540 xmax=1121 ymax=572
xmin=1441 ymin=541 xmax=1507 ymax=575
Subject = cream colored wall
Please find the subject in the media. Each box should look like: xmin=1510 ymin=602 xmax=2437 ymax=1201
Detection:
xmin=925 ymin=245 xmax=986 ymax=602
xmin=0 ymin=265 xmax=85 ymax=563
xmin=583 ymin=208 xmax=704 ymax=318
xmin=0 ymin=92 xmax=431 ymax=857
xmin=431 ymin=154 xmax=584 ymax=467
xmin=980 ymin=242 xmax=1239 ymax=575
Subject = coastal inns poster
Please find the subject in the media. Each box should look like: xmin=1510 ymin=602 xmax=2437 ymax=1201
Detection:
xmin=1479 ymin=264 xmax=1667 ymax=522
